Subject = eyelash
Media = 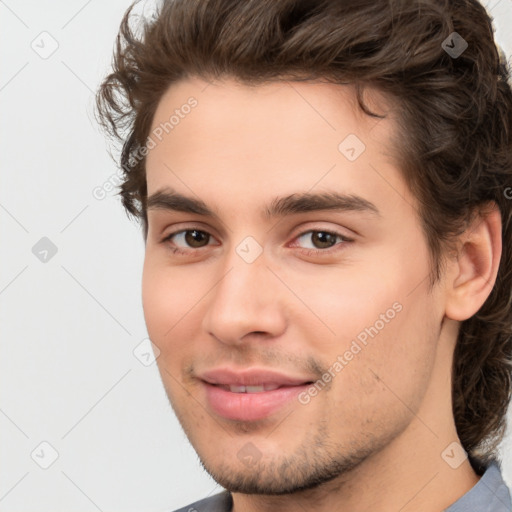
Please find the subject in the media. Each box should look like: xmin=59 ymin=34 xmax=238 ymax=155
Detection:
xmin=160 ymin=228 xmax=353 ymax=257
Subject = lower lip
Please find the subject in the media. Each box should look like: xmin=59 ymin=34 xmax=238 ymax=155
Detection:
xmin=202 ymin=381 xmax=311 ymax=421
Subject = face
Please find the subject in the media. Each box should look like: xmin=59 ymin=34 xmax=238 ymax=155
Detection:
xmin=142 ymin=77 xmax=446 ymax=494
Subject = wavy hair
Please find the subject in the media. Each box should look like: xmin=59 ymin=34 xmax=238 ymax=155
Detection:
xmin=95 ymin=0 xmax=512 ymax=464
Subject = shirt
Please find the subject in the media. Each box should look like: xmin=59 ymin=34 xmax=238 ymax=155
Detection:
xmin=170 ymin=460 xmax=511 ymax=512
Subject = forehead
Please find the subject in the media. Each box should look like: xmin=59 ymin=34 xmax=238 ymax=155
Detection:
xmin=145 ymin=76 xmax=408 ymax=212
xmin=148 ymin=76 xmax=394 ymax=146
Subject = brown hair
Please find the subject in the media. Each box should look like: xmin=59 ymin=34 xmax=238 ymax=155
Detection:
xmin=95 ymin=0 xmax=512 ymax=464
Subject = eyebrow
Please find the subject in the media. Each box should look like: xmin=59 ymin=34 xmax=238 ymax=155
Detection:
xmin=146 ymin=187 xmax=381 ymax=219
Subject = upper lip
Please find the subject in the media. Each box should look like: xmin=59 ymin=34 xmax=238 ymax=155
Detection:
xmin=199 ymin=368 xmax=314 ymax=387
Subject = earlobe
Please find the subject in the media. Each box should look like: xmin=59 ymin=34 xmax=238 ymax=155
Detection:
xmin=444 ymin=202 xmax=502 ymax=322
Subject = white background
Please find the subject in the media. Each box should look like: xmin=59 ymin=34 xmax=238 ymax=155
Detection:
xmin=1 ymin=1 xmax=511 ymax=510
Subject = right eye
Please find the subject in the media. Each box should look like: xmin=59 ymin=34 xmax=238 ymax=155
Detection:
xmin=161 ymin=228 xmax=219 ymax=254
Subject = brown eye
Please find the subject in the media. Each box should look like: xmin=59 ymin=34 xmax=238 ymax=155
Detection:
xmin=310 ymin=231 xmax=338 ymax=248
xmin=297 ymin=230 xmax=343 ymax=250
xmin=163 ymin=229 xmax=214 ymax=250
xmin=183 ymin=230 xmax=210 ymax=247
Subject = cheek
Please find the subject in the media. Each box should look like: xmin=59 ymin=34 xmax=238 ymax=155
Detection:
xmin=142 ymin=259 xmax=171 ymax=337
xmin=328 ymin=287 xmax=439 ymax=429
xmin=142 ymin=259 xmax=209 ymax=396
xmin=277 ymin=263 xmax=404 ymax=348
xmin=141 ymin=256 xmax=204 ymax=347
xmin=287 ymin=248 xmax=437 ymax=406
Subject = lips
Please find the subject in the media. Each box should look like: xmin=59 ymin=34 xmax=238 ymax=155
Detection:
xmin=199 ymin=367 xmax=315 ymax=421
xmin=217 ymin=383 xmax=281 ymax=393
xmin=199 ymin=367 xmax=314 ymax=388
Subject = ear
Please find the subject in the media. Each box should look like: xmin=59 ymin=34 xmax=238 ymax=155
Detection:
xmin=444 ymin=202 xmax=502 ymax=322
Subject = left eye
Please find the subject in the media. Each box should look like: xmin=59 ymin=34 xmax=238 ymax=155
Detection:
xmin=295 ymin=230 xmax=348 ymax=250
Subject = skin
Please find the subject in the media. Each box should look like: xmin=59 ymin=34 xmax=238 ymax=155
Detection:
xmin=142 ymin=76 xmax=502 ymax=512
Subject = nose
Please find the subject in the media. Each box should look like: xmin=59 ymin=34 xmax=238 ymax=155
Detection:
xmin=201 ymin=249 xmax=287 ymax=346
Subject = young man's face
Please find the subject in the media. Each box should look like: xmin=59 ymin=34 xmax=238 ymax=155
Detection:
xmin=142 ymin=77 xmax=450 ymax=493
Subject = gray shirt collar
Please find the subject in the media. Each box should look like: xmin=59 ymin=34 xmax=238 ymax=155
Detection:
xmin=444 ymin=459 xmax=512 ymax=512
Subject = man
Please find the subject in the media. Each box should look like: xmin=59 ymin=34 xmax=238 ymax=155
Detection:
xmin=95 ymin=0 xmax=512 ymax=510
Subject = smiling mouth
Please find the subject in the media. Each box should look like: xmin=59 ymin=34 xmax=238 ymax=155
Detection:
xmin=202 ymin=380 xmax=316 ymax=421
xmin=215 ymin=383 xmax=314 ymax=393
